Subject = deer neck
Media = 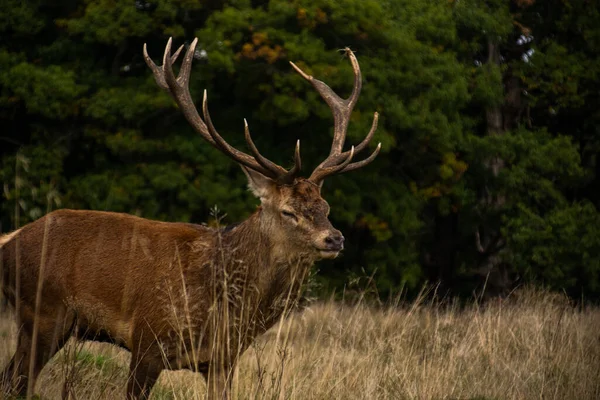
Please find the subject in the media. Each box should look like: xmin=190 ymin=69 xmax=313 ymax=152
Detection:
xmin=219 ymin=208 xmax=314 ymax=298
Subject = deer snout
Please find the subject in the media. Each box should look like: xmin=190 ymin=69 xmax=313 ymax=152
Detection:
xmin=314 ymin=229 xmax=345 ymax=258
xmin=324 ymin=232 xmax=345 ymax=251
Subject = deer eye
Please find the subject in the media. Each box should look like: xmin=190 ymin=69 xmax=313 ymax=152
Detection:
xmin=281 ymin=210 xmax=298 ymax=222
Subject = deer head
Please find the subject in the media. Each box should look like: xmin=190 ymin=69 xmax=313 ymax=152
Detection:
xmin=143 ymin=38 xmax=380 ymax=260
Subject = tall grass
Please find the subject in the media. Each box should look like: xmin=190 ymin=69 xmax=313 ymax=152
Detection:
xmin=1 ymin=287 xmax=599 ymax=399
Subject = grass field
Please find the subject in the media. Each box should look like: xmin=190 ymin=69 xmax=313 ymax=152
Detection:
xmin=1 ymin=287 xmax=599 ymax=399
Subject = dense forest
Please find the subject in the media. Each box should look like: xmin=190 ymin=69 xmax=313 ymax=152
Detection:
xmin=1 ymin=0 xmax=599 ymax=300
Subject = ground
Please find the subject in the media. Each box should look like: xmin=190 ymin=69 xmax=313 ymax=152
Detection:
xmin=1 ymin=288 xmax=599 ymax=399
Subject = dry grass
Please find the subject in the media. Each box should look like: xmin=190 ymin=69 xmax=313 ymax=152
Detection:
xmin=1 ymin=287 xmax=599 ymax=400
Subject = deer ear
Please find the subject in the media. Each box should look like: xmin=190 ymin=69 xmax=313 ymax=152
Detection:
xmin=241 ymin=166 xmax=277 ymax=200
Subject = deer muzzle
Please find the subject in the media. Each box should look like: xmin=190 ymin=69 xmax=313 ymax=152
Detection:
xmin=315 ymin=230 xmax=345 ymax=259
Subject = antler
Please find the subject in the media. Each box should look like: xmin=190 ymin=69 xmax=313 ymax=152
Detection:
xmin=143 ymin=38 xmax=301 ymax=184
xmin=289 ymin=48 xmax=381 ymax=185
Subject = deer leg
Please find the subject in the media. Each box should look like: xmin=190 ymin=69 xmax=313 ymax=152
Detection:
xmin=126 ymin=349 xmax=164 ymax=400
xmin=1 ymin=310 xmax=71 ymax=398
xmin=1 ymin=332 xmax=30 ymax=397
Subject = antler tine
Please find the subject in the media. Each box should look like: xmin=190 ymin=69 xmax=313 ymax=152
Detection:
xmin=290 ymin=48 xmax=362 ymax=157
xmin=292 ymin=49 xmax=380 ymax=185
xmin=309 ymin=146 xmax=356 ymax=184
xmin=144 ymin=38 xmax=218 ymax=148
xmin=178 ymin=38 xmax=196 ymax=87
xmin=320 ymin=112 xmax=379 ymax=168
xmin=145 ymin=38 xmax=302 ymax=183
xmin=339 ymin=143 xmax=381 ymax=173
xmin=162 ymin=38 xmax=183 ymax=97
xmin=280 ymin=140 xmax=302 ymax=183
xmin=312 ymin=140 xmax=381 ymax=182
xmin=202 ymin=91 xmax=280 ymax=178
xmin=310 ymin=115 xmax=380 ymax=181
xmin=243 ymin=119 xmax=290 ymax=178
xmin=143 ymin=41 xmax=184 ymax=90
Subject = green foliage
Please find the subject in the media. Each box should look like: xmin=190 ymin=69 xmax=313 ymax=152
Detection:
xmin=452 ymin=0 xmax=513 ymax=40
xmin=0 ymin=0 xmax=45 ymax=37
xmin=471 ymin=65 xmax=504 ymax=107
xmin=507 ymin=201 xmax=600 ymax=296
xmin=61 ymin=0 xmax=193 ymax=44
xmin=1 ymin=0 xmax=600 ymax=300
xmin=1 ymin=62 xmax=86 ymax=118
xmin=466 ymin=128 xmax=584 ymax=206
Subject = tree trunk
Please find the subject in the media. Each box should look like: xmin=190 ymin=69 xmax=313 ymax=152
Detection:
xmin=476 ymin=39 xmax=522 ymax=297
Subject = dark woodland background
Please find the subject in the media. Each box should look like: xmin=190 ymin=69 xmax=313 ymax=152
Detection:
xmin=1 ymin=0 xmax=599 ymax=300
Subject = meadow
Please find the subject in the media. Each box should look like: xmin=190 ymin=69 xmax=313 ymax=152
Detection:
xmin=1 ymin=287 xmax=599 ymax=400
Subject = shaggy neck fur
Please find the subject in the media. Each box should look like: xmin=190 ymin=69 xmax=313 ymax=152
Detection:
xmin=216 ymin=207 xmax=314 ymax=329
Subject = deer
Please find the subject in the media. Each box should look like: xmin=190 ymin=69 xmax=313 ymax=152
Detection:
xmin=0 ymin=38 xmax=380 ymax=399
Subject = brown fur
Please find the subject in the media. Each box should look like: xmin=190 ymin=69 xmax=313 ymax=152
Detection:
xmin=0 ymin=176 xmax=343 ymax=399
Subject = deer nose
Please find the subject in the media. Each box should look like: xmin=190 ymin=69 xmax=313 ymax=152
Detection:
xmin=324 ymin=232 xmax=345 ymax=250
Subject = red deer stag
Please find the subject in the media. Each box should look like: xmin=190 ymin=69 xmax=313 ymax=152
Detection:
xmin=0 ymin=38 xmax=380 ymax=399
